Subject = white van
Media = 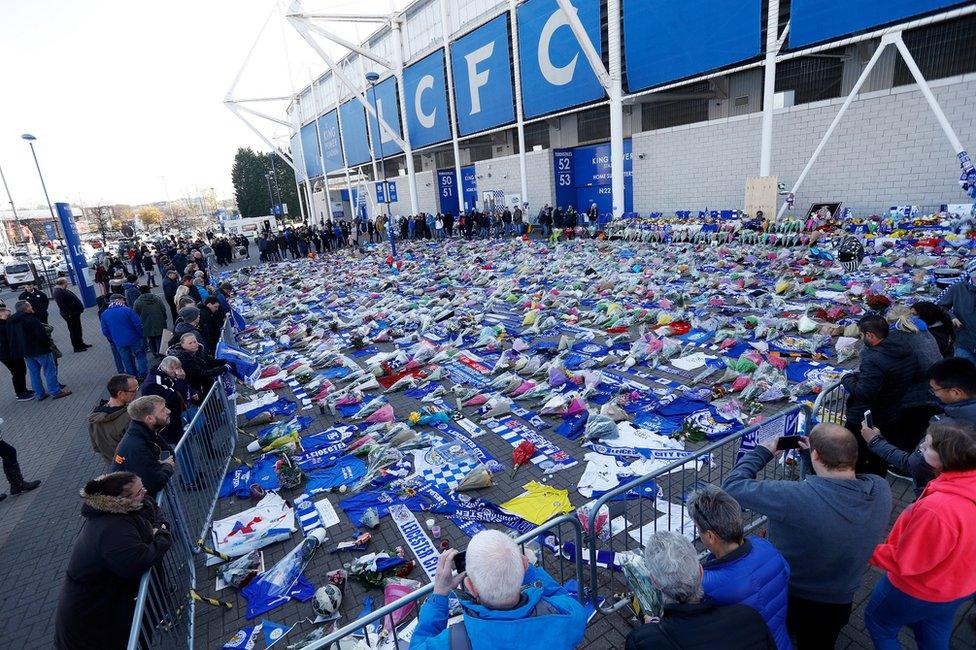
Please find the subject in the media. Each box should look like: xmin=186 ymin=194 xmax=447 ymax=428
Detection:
xmin=4 ymin=261 xmax=40 ymax=290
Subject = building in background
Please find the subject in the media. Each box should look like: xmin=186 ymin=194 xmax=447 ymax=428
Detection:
xmin=232 ymin=0 xmax=976 ymax=221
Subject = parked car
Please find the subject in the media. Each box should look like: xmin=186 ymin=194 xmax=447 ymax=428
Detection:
xmin=3 ymin=261 xmax=42 ymax=289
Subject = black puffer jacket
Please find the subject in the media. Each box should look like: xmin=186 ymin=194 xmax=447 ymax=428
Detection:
xmin=54 ymin=488 xmax=172 ymax=650
xmin=844 ymin=330 xmax=919 ymax=430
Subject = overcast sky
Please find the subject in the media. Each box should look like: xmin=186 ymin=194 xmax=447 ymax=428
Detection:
xmin=0 ymin=0 xmax=401 ymax=209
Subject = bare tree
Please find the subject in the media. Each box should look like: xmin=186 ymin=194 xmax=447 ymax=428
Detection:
xmin=89 ymin=205 xmax=114 ymax=245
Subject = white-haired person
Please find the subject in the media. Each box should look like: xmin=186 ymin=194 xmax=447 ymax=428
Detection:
xmin=626 ymin=531 xmax=775 ymax=650
xmin=411 ymin=529 xmax=588 ymax=649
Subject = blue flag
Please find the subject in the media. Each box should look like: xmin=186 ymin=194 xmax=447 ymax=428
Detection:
xmin=231 ymin=307 xmax=247 ymax=332
xmin=216 ymin=340 xmax=260 ymax=383
xmin=222 ymin=625 xmax=259 ymax=649
xmin=260 ymin=619 xmax=293 ymax=648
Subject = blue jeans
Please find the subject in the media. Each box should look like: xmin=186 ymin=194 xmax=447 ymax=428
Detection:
xmin=864 ymin=575 xmax=970 ymax=649
xmin=25 ymin=353 xmax=60 ymax=398
xmin=118 ymin=342 xmax=148 ymax=378
xmin=107 ymin=339 xmax=124 ymax=373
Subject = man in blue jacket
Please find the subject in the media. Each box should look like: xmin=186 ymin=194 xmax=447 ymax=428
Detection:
xmin=411 ymin=530 xmax=587 ymax=650
xmin=100 ymin=294 xmax=148 ymax=379
xmin=689 ymin=485 xmax=792 ymax=649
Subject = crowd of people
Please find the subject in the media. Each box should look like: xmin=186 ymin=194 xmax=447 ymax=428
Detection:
xmin=248 ymin=201 xmax=605 ymax=264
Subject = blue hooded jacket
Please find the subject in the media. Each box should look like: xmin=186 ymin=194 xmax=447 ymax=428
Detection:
xmin=100 ymin=302 xmax=145 ymax=348
xmin=701 ymin=536 xmax=792 ymax=650
xmin=410 ymin=565 xmax=587 ymax=650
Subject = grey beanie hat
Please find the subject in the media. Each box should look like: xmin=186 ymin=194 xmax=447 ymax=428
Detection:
xmin=178 ymin=306 xmax=201 ymax=322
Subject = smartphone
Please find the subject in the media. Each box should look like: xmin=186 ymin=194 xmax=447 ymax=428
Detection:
xmin=864 ymin=410 xmax=874 ymax=429
xmin=776 ymin=436 xmax=802 ymax=451
xmin=453 ymin=551 xmax=466 ymax=574
xmin=159 ymin=450 xmax=172 ymax=461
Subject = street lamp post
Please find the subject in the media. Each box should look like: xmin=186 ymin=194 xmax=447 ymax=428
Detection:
xmin=366 ymin=71 xmax=397 ymax=261
xmin=264 ymin=172 xmax=275 ymax=217
xmin=21 ymin=134 xmax=72 ymax=287
xmin=1 ymin=159 xmax=54 ymax=295
xmin=0 ymin=161 xmax=24 ymax=251
xmin=268 ymin=153 xmax=284 ymax=219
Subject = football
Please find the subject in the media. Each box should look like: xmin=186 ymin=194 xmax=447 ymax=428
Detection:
xmin=313 ymin=584 xmax=342 ymax=616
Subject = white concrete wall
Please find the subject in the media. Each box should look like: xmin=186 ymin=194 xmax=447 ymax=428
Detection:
xmin=473 ymin=149 xmax=553 ymax=213
xmin=631 ymin=73 xmax=976 ymax=215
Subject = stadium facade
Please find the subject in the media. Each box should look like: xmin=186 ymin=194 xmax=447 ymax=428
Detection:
xmin=244 ymin=1 xmax=976 ymax=222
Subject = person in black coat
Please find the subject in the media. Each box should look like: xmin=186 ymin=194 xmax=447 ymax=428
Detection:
xmin=161 ymin=270 xmax=180 ymax=327
xmin=912 ymin=300 xmax=956 ymax=358
xmin=167 ymin=333 xmax=227 ymax=397
xmin=6 ymin=300 xmax=70 ymax=399
xmin=112 ymin=396 xmax=175 ymax=496
xmin=54 ymin=471 xmax=172 ymax=650
xmin=18 ymin=283 xmax=49 ymax=324
xmin=843 ymin=314 xmax=919 ymax=474
xmin=196 ymin=297 xmax=224 ymax=353
xmin=625 ymin=532 xmax=775 ymax=650
xmin=52 ymin=277 xmax=91 ymax=352
xmin=140 ymin=356 xmax=191 ymax=447
xmin=0 ymin=306 xmax=32 ymax=400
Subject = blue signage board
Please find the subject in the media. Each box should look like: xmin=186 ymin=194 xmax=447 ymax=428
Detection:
xmin=366 ymin=76 xmax=403 ymax=158
xmin=300 ymin=122 xmax=323 ymax=178
xmin=290 ymin=133 xmax=307 ymax=182
xmin=450 ymin=14 xmax=515 ymax=135
xmin=339 ymin=99 xmax=371 ymax=167
xmin=517 ymin=0 xmax=604 ymax=118
xmin=552 ymin=140 xmax=633 ymax=215
xmin=43 ymin=222 xmax=58 ymax=241
xmin=437 ymin=169 xmax=460 ymax=215
xmin=403 ymin=49 xmax=452 ymax=149
xmin=623 ymin=0 xmax=761 ymax=92
xmin=55 ymin=203 xmax=96 ymax=307
xmin=317 ymin=109 xmax=344 ymax=172
xmin=461 ymin=165 xmax=478 ymax=211
xmin=375 ymin=181 xmax=398 ymax=204
xmin=554 ymin=149 xmax=575 ymax=211
xmin=791 ymin=0 xmax=961 ymax=48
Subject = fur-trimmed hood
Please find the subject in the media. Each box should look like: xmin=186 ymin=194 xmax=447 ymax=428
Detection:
xmin=80 ymin=486 xmax=144 ymax=516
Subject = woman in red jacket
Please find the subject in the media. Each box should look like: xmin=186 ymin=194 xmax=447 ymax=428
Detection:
xmin=864 ymin=417 xmax=976 ymax=649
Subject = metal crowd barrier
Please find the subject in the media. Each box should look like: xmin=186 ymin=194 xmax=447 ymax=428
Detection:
xmin=584 ymin=405 xmax=811 ymax=615
xmin=811 ymin=379 xmax=848 ymax=426
xmin=126 ymin=381 xmax=239 ymax=649
xmin=301 ymin=513 xmax=587 ymax=650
